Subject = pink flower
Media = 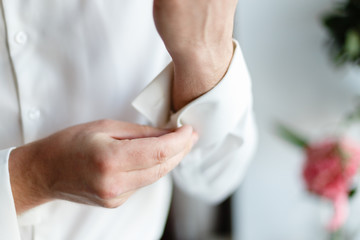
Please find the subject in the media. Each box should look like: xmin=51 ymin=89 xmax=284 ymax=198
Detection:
xmin=303 ymin=139 xmax=360 ymax=231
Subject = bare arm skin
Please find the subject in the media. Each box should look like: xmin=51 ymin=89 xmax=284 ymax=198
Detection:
xmin=153 ymin=0 xmax=238 ymax=111
xmin=9 ymin=120 xmax=197 ymax=214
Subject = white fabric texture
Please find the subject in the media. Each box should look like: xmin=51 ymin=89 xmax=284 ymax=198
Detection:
xmin=133 ymin=44 xmax=257 ymax=203
xmin=0 ymin=148 xmax=21 ymax=240
xmin=0 ymin=1 xmax=256 ymax=239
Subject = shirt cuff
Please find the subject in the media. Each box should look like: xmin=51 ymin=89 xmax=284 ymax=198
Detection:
xmin=132 ymin=39 xmax=251 ymax=147
xmin=132 ymin=39 xmax=256 ymax=203
xmin=0 ymin=147 xmax=21 ymax=240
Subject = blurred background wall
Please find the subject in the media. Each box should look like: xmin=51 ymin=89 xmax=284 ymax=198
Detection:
xmin=164 ymin=0 xmax=360 ymax=239
xmin=233 ymin=0 xmax=360 ymax=239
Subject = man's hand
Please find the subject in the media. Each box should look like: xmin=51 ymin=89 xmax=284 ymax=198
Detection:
xmin=153 ymin=0 xmax=238 ymax=110
xmin=9 ymin=120 xmax=197 ymax=214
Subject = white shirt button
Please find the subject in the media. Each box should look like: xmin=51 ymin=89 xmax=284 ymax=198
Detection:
xmin=27 ymin=108 xmax=41 ymax=120
xmin=14 ymin=31 xmax=28 ymax=45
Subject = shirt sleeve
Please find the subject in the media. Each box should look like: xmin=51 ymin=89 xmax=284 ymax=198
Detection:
xmin=132 ymin=39 xmax=257 ymax=204
xmin=0 ymin=147 xmax=21 ymax=240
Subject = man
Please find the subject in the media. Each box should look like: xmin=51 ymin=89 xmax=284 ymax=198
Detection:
xmin=0 ymin=0 xmax=256 ymax=239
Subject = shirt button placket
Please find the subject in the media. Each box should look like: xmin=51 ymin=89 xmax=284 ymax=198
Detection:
xmin=3 ymin=1 xmax=39 ymax=143
xmin=27 ymin=108 xmax=41 ymax=120
xmin=14 ymin=31 xmax=28 ymax=45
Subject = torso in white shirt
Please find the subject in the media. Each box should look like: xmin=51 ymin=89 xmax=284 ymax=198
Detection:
xmin=0 ymin=1 xmax=173 ymax=239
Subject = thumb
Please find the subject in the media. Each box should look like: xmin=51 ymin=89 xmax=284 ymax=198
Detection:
xmin=96 ymin=120 xmax=173 ymax=140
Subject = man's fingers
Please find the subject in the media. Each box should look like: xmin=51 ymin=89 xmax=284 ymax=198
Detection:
xmin=115 ymin=125 xmax=197 ymax=171
xmin=121 ymin=139 xmax=194 ymax=192
xmin=92 ymin=189 xmax=135 ymax=209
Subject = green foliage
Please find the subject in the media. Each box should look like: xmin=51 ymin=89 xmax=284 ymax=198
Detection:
xmin=334 ymin=143 xmax=351 ymax=169
xmin=348 ymin=187 xmax=357 ymax=198
xmin=330 ymin=228 xmax=343 ymax=240
xmin=276 ymin=124 xmax=309 ymax=149
xmin=322 ymin=0 xmax=360 ymax=66
xmin=344 ymin=100 xmax=360 ymax=125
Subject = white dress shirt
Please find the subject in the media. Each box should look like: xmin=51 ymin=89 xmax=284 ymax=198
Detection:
xmin=0 ymin=1 xmax=256 ymax=239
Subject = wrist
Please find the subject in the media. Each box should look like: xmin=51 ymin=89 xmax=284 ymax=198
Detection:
xmin=9 ymin=142 xmax=52 ymax=214
xmin=172 ymin=39 xmax=233 ymax=70
xmin=171 ymin=40 xmax=234 ymax=110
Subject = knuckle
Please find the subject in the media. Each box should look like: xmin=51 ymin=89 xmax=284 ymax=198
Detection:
xmin=99 ymin=196 xmax=128 ymax=209
xmin=155 ymin=164 xmax=168 ymax=180
xmin=92 ymin=150 xmax=115 ymax=175
xmin=155 ymin=148 xmax=168 ymax=164
xmin=93 ymin=156 xmax=113 ymax=175
xmin=94 ymin=119 xmax=112 ymax=128
xmin=95 ymin=183 xmax=129 ymax=209
xmin=99 ymin=200 xmax=118 ymax=209
xmin=95 ymin=183 xmax=119 ymax=201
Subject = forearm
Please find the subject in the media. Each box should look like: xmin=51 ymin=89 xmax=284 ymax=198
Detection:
xmin=153 ymin=0 xmax=238 ymax=111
